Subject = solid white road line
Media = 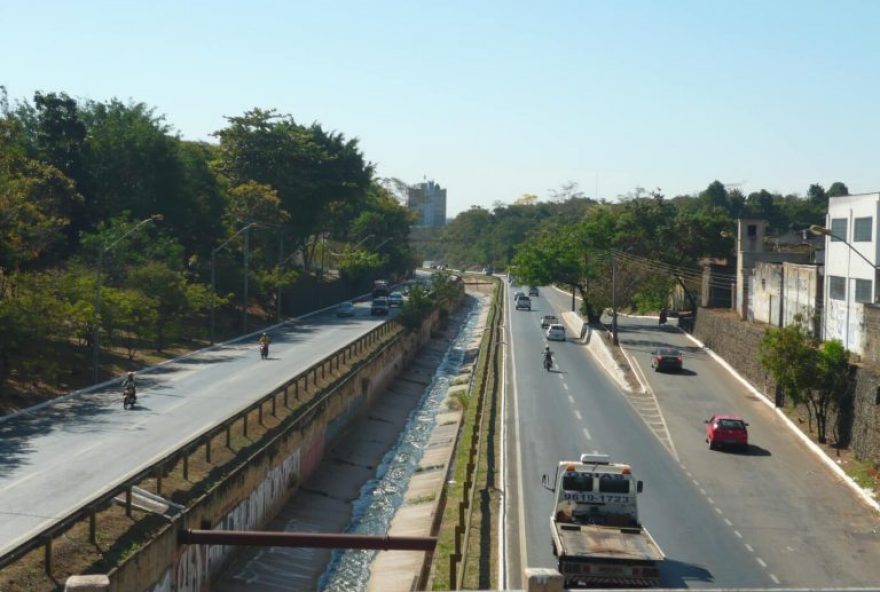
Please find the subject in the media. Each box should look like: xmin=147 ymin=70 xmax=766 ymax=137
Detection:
xmin=507 ymin=284 xmax=530 ymax=582
xmin=498 ymin=310 xmax=508 ymax=589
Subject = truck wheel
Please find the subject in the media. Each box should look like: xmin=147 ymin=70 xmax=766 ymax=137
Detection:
xmin=551 ymin=540 xmax=557 ymax=556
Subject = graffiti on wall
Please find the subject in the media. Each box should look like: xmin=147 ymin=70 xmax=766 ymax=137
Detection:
xmin=153 ymin=448 xmax=302 ymax=592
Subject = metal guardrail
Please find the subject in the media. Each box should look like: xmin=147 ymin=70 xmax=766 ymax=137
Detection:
xmin=0 ymin=319 xmax=403 ymax=573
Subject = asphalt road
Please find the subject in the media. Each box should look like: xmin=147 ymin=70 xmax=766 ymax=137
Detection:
xmin=504 ymin=283 xmax=880 ymax=588
xmin=0 ymin=302 xmax=394 ymax=560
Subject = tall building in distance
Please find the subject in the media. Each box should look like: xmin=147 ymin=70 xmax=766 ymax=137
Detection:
xmin=407 ymin=179 xmax=447 ymax=228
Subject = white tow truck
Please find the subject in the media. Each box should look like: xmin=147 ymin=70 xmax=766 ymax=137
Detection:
xmin=542 ymin=453 xmax=664 ymax=588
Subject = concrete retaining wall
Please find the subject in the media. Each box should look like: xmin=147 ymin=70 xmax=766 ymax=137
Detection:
xmin=108 ymin=312 xmax=439 ymax=592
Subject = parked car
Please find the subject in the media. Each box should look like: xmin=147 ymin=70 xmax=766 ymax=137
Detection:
xmin=651 ymin=347 xmax=683 ymax=372
xmin=336 ymin=301 xmax=355 ymax=318
xmin=546 ymin=323 xmax=566 ymax=341
xmin=541 ymin=314 xmax=558 ymax=328
xmin=388 ymin=291 xmax=404 ymax=307
xmin=515 ymin=296 xmax=531 ymax=310
xmin=371 ymin=297 xmax=389 ymax=316
xmin=529 ymin=286 xmax=539 ymax=296
xmin=705 ymin=415 xmax=749 ymax=451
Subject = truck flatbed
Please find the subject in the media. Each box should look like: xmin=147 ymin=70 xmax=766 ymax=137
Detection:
xmin=556 ymin=523 xmax=664 ymax=562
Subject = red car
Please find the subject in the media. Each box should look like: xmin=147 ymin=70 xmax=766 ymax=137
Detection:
xmin=705 ymin=414 xmax=749 ymax=451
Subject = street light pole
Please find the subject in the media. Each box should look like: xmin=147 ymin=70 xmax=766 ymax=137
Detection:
xmin=210 ymin=222 xmax=256 ymax=344
xmin=92 ymin=215 xmax=162 ymax=383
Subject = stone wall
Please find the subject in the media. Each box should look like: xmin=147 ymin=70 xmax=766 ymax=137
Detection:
xmin=692 ymin=308 xmax=778 ymax=400
xmin=107 ymin=312 xmax=440 ymax=592
xmin=863 ymin=304 xmax=880 ymax=366
xmin=693 ymin=307 xmax=880 ymax=467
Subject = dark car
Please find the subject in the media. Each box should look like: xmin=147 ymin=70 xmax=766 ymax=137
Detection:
xmin=528 ymin=286 xmax=539 ymax=296
xmin=705 ymin=414 xmax=749 ymax=450
xmin=651 ymin=347 xmax=683 ymax=372
xmin=371 ymin=297 xmax=389 ymax=316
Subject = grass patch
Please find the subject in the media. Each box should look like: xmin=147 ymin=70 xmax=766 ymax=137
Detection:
xmin=432 ymin=280 xmax=501 ymax=591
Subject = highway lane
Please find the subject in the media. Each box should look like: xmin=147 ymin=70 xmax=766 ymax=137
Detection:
xmin=611 ymin=311 xmax=880 ymax=587
xmin=505 ymin=284 xmax=770 ymax=589
xmin=0 ymin=302 xmax=393 ymax=560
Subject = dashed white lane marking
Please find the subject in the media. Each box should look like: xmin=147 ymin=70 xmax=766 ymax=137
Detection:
xmin=706 ymin=496 xmax=714 ymax=504
xmin=582 ymin=428 xmax=591 ymax=440
xmin=745 ymin=543 xmax=754 ymax=553
xmin=700 ymin=488 xmax=707 ymax=495
xmin=770 ymin=574 xmax=780 ymax=584
xmin=724 ymin=518 xmax=733 ymax=526
xmin=562 ymin=382 xmax=569 ymax=391
xmin=567 ymin=394 xmax=575 ymax=405
xmin=574 ymin=410 xmax=583 ymax=421
xmin=714 ymin=507 xmax=723 ymax=515
xmin=756 ymin=557 xmax=767 ymax=567
xmin=692 ymin=479 xmax=700 ymax=486
xmin=734 ymin=530 xmax=743 ymax=538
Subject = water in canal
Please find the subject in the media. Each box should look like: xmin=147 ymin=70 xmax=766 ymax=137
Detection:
xmin=318 ymin=294 xmax=485 ymax=591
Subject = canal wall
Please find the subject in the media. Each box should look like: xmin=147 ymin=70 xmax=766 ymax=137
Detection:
xmin=105 ymin=312 xmax=441 ymax=592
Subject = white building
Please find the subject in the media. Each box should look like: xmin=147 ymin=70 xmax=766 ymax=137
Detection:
xmin=407 ymin=180 xmax=447 ymax=228
xmin=822 ymin=192 xmax=880 ymax=354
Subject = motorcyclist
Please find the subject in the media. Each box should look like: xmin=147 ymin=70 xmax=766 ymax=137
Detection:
xmin=259 ymin=332 xmax=271 ymax=357
xmin=122 ymin=371 xmax=137 ymax=402
xmin=543 ymin=345 xmax=554 ymax=366
xmin=659 ymin=307 xmax=668 ymax=325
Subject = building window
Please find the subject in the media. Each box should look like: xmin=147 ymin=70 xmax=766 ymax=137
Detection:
xmin=830 ymin=218 xmax=847 ymax=242
xmin=855 ymin=279 xmax=873 ymax=303
xmin=747 ymin=224 xmax=757 ymax=237
xmin=854 ymin=217 xmax=873 ymax=242
xmin=829 ymin=276 xmax=846 ymax=300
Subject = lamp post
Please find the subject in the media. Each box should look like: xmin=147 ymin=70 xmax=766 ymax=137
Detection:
xmin=810 ymin=224 xmax=879 ymax=347
xmin=93 ymin=214 xmax=162 ymax=383
xmin=210 ymin=222 xmax=257 ymax=344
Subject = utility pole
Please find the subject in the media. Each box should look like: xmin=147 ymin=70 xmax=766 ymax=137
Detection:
xmin=243 ymin=226 xmax=250 ymax=333
xmin=611 ymin=252 xmax=619 ymax=345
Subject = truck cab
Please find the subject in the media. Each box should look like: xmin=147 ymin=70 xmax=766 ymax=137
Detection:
xmin=548 ymin=453 xmax=643 ymax=526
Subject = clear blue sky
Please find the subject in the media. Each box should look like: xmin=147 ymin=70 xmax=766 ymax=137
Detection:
xmin=3 ymin=0 xmax=879 ymax=216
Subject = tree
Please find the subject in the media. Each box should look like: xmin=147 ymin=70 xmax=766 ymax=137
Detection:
xmin=807 ymin=183 xmax=827 ymax=206
xmin=212 ymin=108 xmax=373 ymax=269
xmin=808 ymin=340 xmax=850 ymax=444
xmin=827 ymin=182 xmax=849 ymax=198
xmin=759 ymin=317 xmax=816 ymax=409
xmin=127 ymin=262 xmax=210 ymax=350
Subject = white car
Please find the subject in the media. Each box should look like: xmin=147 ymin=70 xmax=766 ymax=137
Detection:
xmin=546 ymin=324 xmax=566 ymax=341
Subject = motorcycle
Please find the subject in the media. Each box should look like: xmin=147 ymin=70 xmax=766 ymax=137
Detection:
xmin=659 ymin=309 xmax=668 ymax=326
xmin=543 ymin=355 xmax=553 ymax=372
xmin=260 ymin=342 xmax=269 ymax=360
xmin=123 ymin=384 xmax=137 ymax=409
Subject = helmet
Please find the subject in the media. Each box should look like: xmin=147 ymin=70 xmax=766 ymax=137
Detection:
xmin=128 ymin=371 xmax=135 ymax=378
xmin=544 ymin=345 xmax=550 ymax=352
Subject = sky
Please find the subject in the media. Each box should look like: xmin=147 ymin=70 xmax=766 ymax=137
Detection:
xmin=3 ymin=0 xmax=880 ymax=217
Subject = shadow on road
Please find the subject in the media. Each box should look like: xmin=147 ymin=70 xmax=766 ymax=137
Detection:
xmin=659 ymin=558 xmax=714 ymax=586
